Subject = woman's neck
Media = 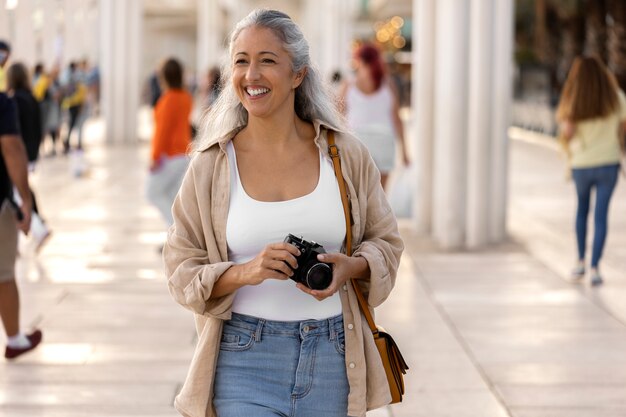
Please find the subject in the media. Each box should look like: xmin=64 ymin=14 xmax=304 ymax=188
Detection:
xmin=239 ymin=115 xmax=314 ymax=150
xmin=355 ymin=76 xmax=377 ymax=94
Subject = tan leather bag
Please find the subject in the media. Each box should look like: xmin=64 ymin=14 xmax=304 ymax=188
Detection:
xmin=327 ymin=131 xmax=409 ymax=404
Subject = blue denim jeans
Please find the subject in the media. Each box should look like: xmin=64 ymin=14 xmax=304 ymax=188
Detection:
xmin=571 ymin=163 xmax=620 ymax=267
xmin=214 ymin=312 xmax=350 ymax=417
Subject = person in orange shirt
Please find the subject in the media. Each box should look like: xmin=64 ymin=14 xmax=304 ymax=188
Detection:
xmin=146 ymin=58 xmax=193 ymax=228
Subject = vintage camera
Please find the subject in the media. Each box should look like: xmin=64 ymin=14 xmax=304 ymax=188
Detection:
xmin=284 ymin=234 xmax=333 ymax=290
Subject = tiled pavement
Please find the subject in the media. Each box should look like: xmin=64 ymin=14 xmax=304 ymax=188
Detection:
xmin=1 ymin=121 xmax=625 ymax=416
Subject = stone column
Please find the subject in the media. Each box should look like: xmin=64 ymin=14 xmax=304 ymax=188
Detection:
xmin=317 ymin=0 xmax=352 ymax=80
xmin=12 ymin=0 xmax=36 ymax=64
xmin=40 ymin=0 xmax=62 ymax=67
xmin=466 ymin=0 xmax=494 ymax=248
xmin=99 ymin=0 xmax=142 ymax=143
xmin=431 ymin=0 xmax=469 ymax=249
xmin=197 ymin=0 xmax=223 ymax=78
xmin=413 ymin=0 xmax=514 ymax=249
xmin=412 ymin=0 xmax=436 ymax=235
xmin=335 ymin=0 xmax=354 ymax=78
xmin=489 ymin=0 xmax=514 ymax=242
xmin=0 ymin=6 xmax=9 ymax=41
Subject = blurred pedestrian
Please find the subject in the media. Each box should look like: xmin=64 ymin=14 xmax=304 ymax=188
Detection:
xmin=556 ymin=55 xmax=626 ymax=286
xmin=0 ymin=41 xmax=42 ymax=360
xmin=146 ymin=57 xmax=192 ymax=231
xmin=203 ymin=66 xmax=222 ymax=110
xmin=43 ymin=66 xmax=62 ymax=156
xmin=74 ymin=59 xmax=92 ymax=150
xmin=6 ymin=62 xmax=51 ymax=252
xmin=339 ymin=43 xmax=409 ymax=188
xmin=146 ymin=69 xmax=161 ymax=108
xmin=164 ymin=9 xmax=403 ymax=417
xmin=32 ymin=63 xmax=50 ymax=131
xmin=61 ymin=61 xmax=86 ymax=154
xmin=8 ymin=63 xmax=43 ymax=165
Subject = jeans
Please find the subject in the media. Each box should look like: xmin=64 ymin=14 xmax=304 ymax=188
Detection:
xmin=214 ymin=312 xmax=350 ymax=417
xmin=571 ymin=163 xmax=619 ymax=268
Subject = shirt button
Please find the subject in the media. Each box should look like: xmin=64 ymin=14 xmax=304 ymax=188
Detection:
xmin=342 ymin=285 xmax=348 ymax=291
xmin=349 ymin=362 xmax=356 ymax=369
xmin=347 ymin=324 xmax=354 ymax=330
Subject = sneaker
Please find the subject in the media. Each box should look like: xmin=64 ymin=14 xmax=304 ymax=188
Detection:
xmin=591 ymin=272 xmax=603 ymax=286
xmin=4 ymin=329 xmax=43 ymax=359
xmin=571 ymin=264 xmax=585 ymax=279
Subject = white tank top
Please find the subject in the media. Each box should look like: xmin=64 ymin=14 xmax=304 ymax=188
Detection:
xmin=345 ymin=83 xmax=396 ymax=134
xmin=225 ymin=141 xmax=345 ymax=321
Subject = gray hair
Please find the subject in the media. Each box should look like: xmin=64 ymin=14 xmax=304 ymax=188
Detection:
xmin=194 ymin=9 xmax=344 ymax=152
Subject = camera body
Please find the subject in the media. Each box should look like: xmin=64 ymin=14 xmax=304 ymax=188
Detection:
xmin=284 ymin=234 xmax=333 ymax=290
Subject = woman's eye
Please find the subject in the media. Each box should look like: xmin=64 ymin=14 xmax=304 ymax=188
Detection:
xmin=261 ymin=58 xmax=276 ymax=64
xmin=235 ymin=59 xmax=247 ymax=65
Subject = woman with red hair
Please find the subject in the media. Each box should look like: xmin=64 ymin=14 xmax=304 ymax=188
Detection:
xmin=340 ymin=43 xmax=409 ymax=188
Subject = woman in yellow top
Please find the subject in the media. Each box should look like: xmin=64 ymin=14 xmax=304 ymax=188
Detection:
xmin=557 ymin=56 xmax=626 ymax=286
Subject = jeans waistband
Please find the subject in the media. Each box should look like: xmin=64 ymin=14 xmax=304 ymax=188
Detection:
xmin=226 ymin=312 xmax=344 ymax=340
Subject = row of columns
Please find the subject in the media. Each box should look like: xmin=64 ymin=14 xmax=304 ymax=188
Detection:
xmin=411 ymin=0 xmax=514 ymax=249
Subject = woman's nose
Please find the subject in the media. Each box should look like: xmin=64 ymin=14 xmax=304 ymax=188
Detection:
xmin=245 ymin=62 xmax=260 ymax=81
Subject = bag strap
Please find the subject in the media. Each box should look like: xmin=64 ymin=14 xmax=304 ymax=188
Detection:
xmin=327 ymin=130 xmax=378 ymax=335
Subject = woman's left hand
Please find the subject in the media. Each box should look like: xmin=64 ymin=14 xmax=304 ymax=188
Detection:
xmin=296 ymin=253 xmax=366 ymax=301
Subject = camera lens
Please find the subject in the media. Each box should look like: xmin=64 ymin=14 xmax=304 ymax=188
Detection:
xmin=305 ymin=263 xmax=332 ymax=290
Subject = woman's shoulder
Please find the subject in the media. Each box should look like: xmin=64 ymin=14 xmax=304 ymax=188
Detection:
xmin=330 ymin=129 xmax=372 ymax=161
xmin=14 ymin=89 xmax=37 ymax=107
xmin=190 ymin=144 xmax=222 ymax=167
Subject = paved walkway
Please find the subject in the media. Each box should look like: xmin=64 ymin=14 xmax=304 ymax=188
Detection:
xmin=1 ymin=120 xmax=625 ymax=417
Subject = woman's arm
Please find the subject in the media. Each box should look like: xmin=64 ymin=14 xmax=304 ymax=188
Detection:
xmin=164 ymin=160 xmax=237 ymax=318
xmin=560 ymin=119 xmax=575 ymax=141
xmin=210 ymin=242 xmax=300 ymax=298
xmin=388 ymin=81 xmax=409 ymax=165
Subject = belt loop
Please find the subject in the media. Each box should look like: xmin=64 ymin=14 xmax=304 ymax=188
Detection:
xmin=254 ymin=319 xmax=265 ymax=342
xmin=328 ymin=317 xmax=335 ymax=341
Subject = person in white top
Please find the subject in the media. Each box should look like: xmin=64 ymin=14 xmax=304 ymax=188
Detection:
xmin=164 ymin=9 xmax=403 ymax=417
xmin=340 ymin=43 xmax=409 ymax=188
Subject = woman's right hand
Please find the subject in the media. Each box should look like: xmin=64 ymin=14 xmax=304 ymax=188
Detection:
xmin=210 ymin=242 xmax=302 ymax=299
xmin=240 ymin=242 xmax=301 ymax=286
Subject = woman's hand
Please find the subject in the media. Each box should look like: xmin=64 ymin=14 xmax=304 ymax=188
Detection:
xmin=296 ymin=253 xmax=369 ymax=301
xmin=210 ymin=242 xmax=301 ymax=299
xmin=241 ymin=242 xmax=301 ymax=286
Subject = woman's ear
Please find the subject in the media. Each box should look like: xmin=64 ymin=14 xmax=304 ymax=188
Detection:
xmin=293 ymin=68 xmax=307 ymax=88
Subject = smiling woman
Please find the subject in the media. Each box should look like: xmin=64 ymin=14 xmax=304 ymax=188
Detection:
xmin=164 ymin=9 xmax=404 ymax=417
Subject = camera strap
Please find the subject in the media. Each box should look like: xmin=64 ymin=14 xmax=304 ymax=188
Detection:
xmin=327 ymin=130 xmax=378 ymax=335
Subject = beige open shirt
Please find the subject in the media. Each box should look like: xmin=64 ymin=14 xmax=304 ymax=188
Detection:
xmin=164 ymin=120 xmax=404 ymax=417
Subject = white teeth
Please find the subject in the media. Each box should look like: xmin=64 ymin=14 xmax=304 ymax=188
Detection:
xmin=247 ymin=87 xmax=269 ymax=96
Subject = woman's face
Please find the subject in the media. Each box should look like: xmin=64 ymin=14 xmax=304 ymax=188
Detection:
xmin=231 ymin=26 xmax=304 ymax=119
